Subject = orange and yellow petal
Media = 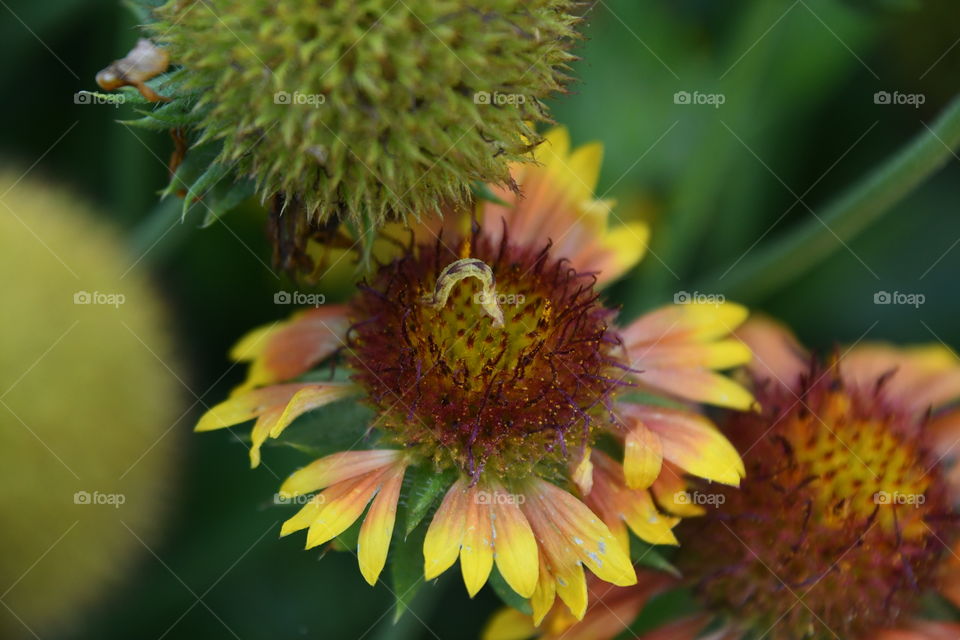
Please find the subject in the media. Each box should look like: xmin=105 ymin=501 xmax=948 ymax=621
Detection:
xmin=478 ymin=127 xmax=646 ymax=288
xmin=423 ymin=479 xmax=470 ymax=580
xmin=735 ymin=315 xmax=808 ymax=390
xmin=520 ymin=479 xmax=636 ymax=620
xmin=358 ymin=463 xmax=406 ymax=585
xmin=279 ymin=455 xmax=409 ymax=584
xmin=491 ymin=486 xmax=540 ymax=598
xmin=622 ymin=300 xmax=749 ymax=344
xmin=195 ymin=382 xmax=357 ymax=467
xmin=280 ymin=471 xmax=380 ymax=538
xmin=620 ymin=404 xmax=744 ymax=487
xmin=651 ymin=462 xmax=706 ymax=518
xmin=527 ymin=479 xmax=636 ymax=587
xmin=305 ymin=469 xmax=390 ymax=549
xmin=840 ymin=343 xmax=960 ymax=415
xmin=571 ymin=448 xmax=594 ymax=495
xmin=622 ymin=301 xmax=754 ymax=410
xmin=483 ymin=607 xmax=538 ymax=640
xmin=587 ymin=452 xmax=679 ymax=549
xmin=279 ymin=449 xmax=402 ymax=497
xmin=484 ymin=571 xmax=676 ymax=640
xmin=530 ymin=552 xmax=558 ymax=625
xmin=622 ymin=418 xmax=663 ymax=490
xmin=230 ymin=305 xmax=351 ymax=391
xmin=423 ymin=480 xmax=539 ymax=599
xmin=461 ymin=484 xmax=496 ymax=597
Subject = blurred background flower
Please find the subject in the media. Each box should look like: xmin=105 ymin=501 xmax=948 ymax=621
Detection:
xmin=0 ymin=171 xmax=182 ymax=638
xmin=1 ymin=0 xmax=959 ymax=638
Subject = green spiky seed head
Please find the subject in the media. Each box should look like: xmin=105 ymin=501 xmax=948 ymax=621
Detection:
xmin=150 ymin=0 xmax=581 ymax=228
xmin=0 ymin=171 xmax=182 ymax=637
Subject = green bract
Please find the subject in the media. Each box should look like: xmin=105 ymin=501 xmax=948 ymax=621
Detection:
xmin=149 ymin=0 xmax=580 ymax=228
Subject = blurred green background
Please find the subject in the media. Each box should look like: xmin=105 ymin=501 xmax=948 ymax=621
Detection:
xmin=1 ymin=0 xmax=958 ymax=638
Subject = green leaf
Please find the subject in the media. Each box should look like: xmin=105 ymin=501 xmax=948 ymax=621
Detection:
xmin=199 ymin=178 xmax=256 ymax=227
xmin=471 ymin=181 xmax=509 ymax=206
xmin=625 ymin=587 xmax=701 ymax=638
xmin=401 ymin=465 xmax=456 ymax=537
xmin=125 ymin=103 xmax=203 ymax=129
xmin=390 ymin=520 xmax=427 ymax=622
xmin=182 ymin=162 xmax=231 ymax=220
xmin=160 ymin=141 xmax=219 ymax=200
xmin=488 ymin=567 xmax=532 ymax=615
xmin=267 ymin=396 xmax=373 ymax=459
xmin=630 ymin=537 xmax=679 ymax=578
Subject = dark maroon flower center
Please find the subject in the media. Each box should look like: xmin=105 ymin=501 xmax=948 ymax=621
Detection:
xmin=347 ymin=231 xmax=623 ymax=479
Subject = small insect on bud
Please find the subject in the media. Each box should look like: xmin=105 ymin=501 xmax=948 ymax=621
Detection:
xmin=96 ymin=38 xmax=170 ymax=102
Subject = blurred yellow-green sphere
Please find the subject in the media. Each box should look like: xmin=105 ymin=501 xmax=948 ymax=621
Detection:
xmin=0 ymin=170 xmax=182 ymax=638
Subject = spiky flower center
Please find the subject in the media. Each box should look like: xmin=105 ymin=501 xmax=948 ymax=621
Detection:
xmin=347 ymin=233 xmax=620 ymax=480
xmin=678 ymin=367 xmax=958 ymax=640
xmin=151 ymin=0 xmax=579 ymax=227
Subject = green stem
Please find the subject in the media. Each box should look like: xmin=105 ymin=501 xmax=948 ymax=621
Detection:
xmin=706 ymin=93 xmax=960 ymax=301
xmin=128 ymin=196 xmax=191 ymax=263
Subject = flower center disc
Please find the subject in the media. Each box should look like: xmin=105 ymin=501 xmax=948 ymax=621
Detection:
xmin=679 ymin=372 xmax=959 ymax=639
xmin=348 ymin=233 xmax=620 ymax=479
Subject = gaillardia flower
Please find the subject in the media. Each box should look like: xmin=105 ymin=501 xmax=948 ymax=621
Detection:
xmin=646 ymin=318 xmax=960 ymax=640
xmin=196 ymin=128 xmax=752 ymax=621
xmin=149 ymin=0 xmax=581 ymax=230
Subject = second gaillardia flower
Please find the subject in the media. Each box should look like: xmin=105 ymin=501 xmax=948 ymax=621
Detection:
xmin=196 ymin=128 xmax=752 ymax=621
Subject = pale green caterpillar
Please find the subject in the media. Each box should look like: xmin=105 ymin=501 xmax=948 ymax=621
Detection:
xmin=423 ymin=258 xmax=505 ymax=327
